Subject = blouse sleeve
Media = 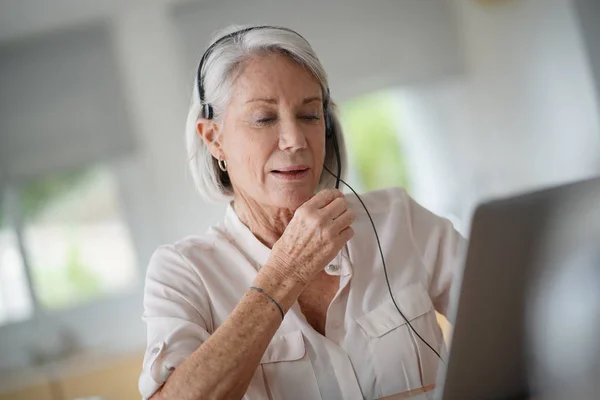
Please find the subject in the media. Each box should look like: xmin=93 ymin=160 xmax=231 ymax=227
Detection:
xmin=405 ymin=195 xmax=467 ymax=317
xmin=138 ymin=245 xmax=212 ymax=399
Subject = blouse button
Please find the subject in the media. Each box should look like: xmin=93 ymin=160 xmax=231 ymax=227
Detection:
xmin=327 ymin=264 xmax=340 ymax=273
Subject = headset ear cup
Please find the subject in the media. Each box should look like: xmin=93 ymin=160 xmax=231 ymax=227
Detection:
xmin=203 ymin=104 xmax=214 ymax=120
xmin=325 ymin=112 xmax=333 ymax=138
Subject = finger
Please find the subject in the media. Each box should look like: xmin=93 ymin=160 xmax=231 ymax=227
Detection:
xmin=307 ymin=189 xmax=343 ymax=209
xmin=338 ymin=226 xmax=355 ymax=243
xmin=332 ymin=208 xmax=355 ymax=233
xmin=321 ymin=197 xmax=348 ymax=220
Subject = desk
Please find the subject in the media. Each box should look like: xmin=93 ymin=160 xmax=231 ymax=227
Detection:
xmin=378 ymin=384 xmax=436 ymax=400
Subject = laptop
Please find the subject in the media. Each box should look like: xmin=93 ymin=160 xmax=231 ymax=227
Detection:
xmin=435 ymin=176 xmax=600 ymax=400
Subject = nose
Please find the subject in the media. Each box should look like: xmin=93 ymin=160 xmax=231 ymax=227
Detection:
xmin=278 ymin=118 xmax=307 ymax=152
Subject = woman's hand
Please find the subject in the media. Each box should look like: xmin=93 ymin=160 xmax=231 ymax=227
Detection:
xmin=266 ymin=189 xmax=355 ymax=286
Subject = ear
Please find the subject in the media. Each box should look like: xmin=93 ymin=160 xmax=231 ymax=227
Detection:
xmin=197 ymin=119 xmax=224 ymax=160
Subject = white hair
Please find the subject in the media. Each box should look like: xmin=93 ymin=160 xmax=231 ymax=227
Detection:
xmin=185 ymin=25 xmax=348 ymax=203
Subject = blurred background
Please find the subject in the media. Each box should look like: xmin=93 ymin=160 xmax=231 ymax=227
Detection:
xmin=0 ymin=0 xmax=598 ymax=398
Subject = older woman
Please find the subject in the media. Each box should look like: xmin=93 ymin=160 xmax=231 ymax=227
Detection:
xmin=139 ymin=25 xmax=463 ymax=400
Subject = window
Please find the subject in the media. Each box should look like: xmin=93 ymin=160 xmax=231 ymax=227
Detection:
xmin=340 ymin=90 xmax=409 ymax=192
xmin=0 ymin=166 xmax=138 ymax=325
xmin=0 ymin=211 xmax=32 ymax=325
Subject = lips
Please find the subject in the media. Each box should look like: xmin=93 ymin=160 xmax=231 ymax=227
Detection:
xmin=272 ymin=168 xmax=308 ymax=174
xmin=271 ymin=165 xmax=310 ymax=180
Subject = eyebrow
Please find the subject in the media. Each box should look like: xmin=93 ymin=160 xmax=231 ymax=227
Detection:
xmin=302 ymin=96 xmax=322 ymax=104
xmin=245 ymin=96 xmax=323 ymax=105
xmin=246 ymin=97 xmax=277 ymax=104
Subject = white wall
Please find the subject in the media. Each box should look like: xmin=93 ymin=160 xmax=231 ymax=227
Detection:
xmin=0 ymin=0 xmax=462 ymax=381
xmin=396 ymin=0 xmax=600 ymax=234
xmin=394 ymin=79 xmax=474 ymax=233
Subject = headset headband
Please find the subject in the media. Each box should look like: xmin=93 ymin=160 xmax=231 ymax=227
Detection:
xmin=196 ymin=25 xmax=330 ymax=119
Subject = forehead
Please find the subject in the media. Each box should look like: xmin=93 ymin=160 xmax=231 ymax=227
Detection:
xmin=231 ymin=52 xmax=323 ymax=101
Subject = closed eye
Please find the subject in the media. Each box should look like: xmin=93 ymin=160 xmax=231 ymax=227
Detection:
xmin=300 ymin=115 xmax=320 ymax=122
xmin=256 ymin=117 xmax=277 ymax=125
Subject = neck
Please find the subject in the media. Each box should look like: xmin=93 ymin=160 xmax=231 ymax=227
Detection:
xmin=232 ymin=193 xmax=295 ymax=249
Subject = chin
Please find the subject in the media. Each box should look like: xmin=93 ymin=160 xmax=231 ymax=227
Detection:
xmin=273 ymin=186 xmax=315 ymax=210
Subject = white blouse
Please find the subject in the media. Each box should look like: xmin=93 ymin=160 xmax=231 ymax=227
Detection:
xmin=139 ymin=187 xmax=465 ymax=400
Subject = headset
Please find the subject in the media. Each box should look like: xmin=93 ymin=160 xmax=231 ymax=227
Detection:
xmin=196 ymin=25 xmax=444 ymax=364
